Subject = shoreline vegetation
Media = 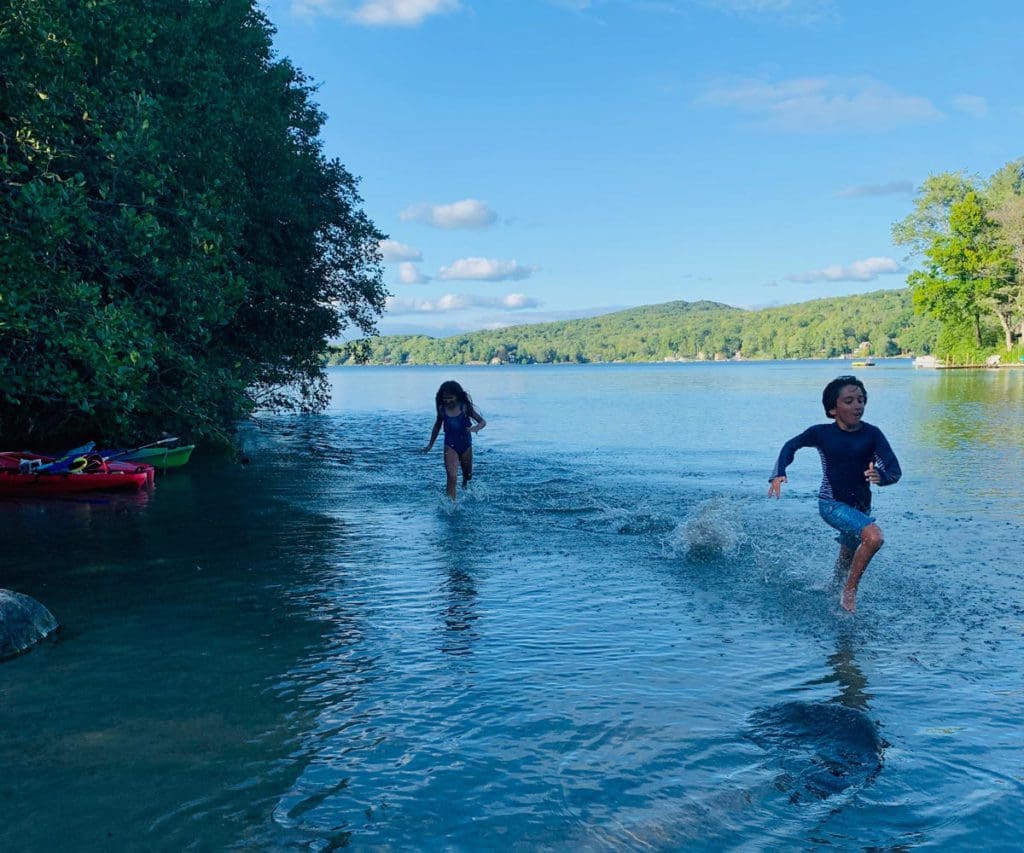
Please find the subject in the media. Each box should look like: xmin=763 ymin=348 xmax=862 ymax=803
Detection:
xmin=2 ymin=3 xmax=387 ymax=448
xmin=329 ymin=288 xmax=946 ymax=367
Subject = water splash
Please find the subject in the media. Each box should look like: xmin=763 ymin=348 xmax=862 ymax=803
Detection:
xmin=669 ymin=497 xmax=743 ymax=560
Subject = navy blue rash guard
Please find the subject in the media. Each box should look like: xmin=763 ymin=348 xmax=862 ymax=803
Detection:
xmin=770 ymin=421 xmax=901 ymax=513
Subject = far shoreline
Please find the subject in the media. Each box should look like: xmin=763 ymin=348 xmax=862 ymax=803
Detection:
xmin=331 ymin=356 xmax=1024 ymax=369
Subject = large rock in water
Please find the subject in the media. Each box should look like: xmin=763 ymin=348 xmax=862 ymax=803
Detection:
xmin=0 ymin=589 xmax=59 ymax=660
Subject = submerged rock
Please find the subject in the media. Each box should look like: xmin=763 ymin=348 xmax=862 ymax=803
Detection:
xmin=0 ymin=589 xmax=59 ymax=660
xmin=745 ymin=700 xmax=885 ymax=803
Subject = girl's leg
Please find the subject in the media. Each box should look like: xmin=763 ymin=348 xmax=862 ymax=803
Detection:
xmin=459 ymin=447 xmax=473 ymax=488
xmin=443 ymin=447 xmax=460 ymax=501
xmin=841 ymin=523 xmax=884 ymax=613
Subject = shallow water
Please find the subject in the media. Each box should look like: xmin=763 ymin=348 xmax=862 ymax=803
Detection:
xmin=2 ymin=361 xmax=1022 ymax=849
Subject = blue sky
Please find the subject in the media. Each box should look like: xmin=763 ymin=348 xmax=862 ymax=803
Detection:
xmin=261 ymin=0 xmax=1024 ymax=338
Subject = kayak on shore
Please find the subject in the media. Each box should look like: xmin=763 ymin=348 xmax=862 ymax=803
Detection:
xmin=0 ymin=451 xmax=155 ymax=496
xmin=100 ymin=443 xmax=195 ymax=469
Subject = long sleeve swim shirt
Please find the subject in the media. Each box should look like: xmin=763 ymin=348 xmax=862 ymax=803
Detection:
xmin=770 ymin=422 xmax=901 ymax=512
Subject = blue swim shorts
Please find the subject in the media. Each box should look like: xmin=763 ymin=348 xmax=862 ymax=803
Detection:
xmin=817 ymin=499 xmax=874 ymax=551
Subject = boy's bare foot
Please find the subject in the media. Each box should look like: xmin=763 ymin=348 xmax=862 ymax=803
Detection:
xmin=840 ymin=587 xmax=857 ymax=613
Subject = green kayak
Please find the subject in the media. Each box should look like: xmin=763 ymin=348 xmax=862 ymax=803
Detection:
xmin=119 ymin=444 xmax=195 ymax=469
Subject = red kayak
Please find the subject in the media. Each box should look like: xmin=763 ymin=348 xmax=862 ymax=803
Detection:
xmin=0 ymin=451 xmax=154 ymax=496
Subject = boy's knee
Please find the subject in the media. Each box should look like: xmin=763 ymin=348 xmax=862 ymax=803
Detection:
xmin=861 ymin=525 xmax=884 ymax=550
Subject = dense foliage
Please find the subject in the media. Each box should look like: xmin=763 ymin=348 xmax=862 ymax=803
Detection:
xmin=893 ymin=160 xmax=1024 ymax=362
xmin=1 ymin=0 xmax=386 ymax=445
xmin=329 ymin=290 xmax=940 ymax=365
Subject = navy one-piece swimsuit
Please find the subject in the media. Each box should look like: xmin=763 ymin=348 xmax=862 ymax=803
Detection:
xmin=441 ymin=404 xmax=472 ymax=455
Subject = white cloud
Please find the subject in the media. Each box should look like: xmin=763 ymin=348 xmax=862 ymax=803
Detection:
xmin=386 ymin=293 xmax=542 ymax=314
xmin=837 ymin=180 xmax=915 ymax=198
xmin=499 ymin=293 xmax=539 ymax=309
xmin=437 ymin=257 xmax=537 ymax=282
xmin=787 ymin=256 xmax=903 ymax=283
xmin=400 ymin=199 xmax=497 ymax=229
xmin=952 ymin=94 xmax=988 ymax=118
xmin=398 ymin=262 xmax=431 ymax=284
xmin=353 ymin=0 xmax=458 ymax=26
xmin=379 ymin=238 xmax=423 ymax=262
xmin=292 ymin=0 xmax=459 ymax=25
xmin=700 ymin=75 xmax=942 ymax=132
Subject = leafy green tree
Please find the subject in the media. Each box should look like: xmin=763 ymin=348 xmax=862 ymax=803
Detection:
xmin=905 ymin=192 xmax=1016 ymax=351
xmin=895 ymin=162 xmax=1024 ymax=357
xmin=1 ymin=0 xmax=385 ymax=445
xmin=989 ymin=162 xmax=1024 ymax=344
xmin=892 ymin=171 xmax=975 ymax=254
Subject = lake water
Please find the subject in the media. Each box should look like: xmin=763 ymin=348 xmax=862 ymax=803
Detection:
xmin=2 ymin=361 xmax=1022 ymax=850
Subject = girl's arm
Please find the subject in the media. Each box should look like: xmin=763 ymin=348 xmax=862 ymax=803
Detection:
xmin=469 ymin=409 xmax=486 ymax=433
xmin=422 ymin=414 xmax=443 ymax=452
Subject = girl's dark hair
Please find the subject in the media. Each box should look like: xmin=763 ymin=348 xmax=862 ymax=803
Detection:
xmin=822 ymin=375 xmax=867 ymax=415
xmin=435 ymin=380 xmax=479 ymax=416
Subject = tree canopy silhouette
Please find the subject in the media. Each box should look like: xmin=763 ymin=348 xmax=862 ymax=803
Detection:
xmin=1 ymin=0 xmax=387 ymax=444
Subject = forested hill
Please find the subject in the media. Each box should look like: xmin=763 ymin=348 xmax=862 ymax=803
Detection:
xmin=329 ymin=288 xmax=941 ymax=366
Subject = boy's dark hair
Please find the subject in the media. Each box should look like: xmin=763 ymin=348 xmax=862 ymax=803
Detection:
xmin=822 ymin=375 xmax=867 ymax=416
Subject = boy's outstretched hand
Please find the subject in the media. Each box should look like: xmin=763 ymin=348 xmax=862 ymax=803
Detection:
xmin=864 ymin=461 xmax=880 ymax=484
xmin=768 ymin=476 xmax=786 ymax=498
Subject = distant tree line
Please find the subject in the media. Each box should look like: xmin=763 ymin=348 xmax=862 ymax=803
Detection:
xmin=894 ymin=158 xmax=1024 ymax=362
xmin=1 ymin=0 xmax=386 ymax=445
xmin=328 ymin=290 xmax=941 ymax=366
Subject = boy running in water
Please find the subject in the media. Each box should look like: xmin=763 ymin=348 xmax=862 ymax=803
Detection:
xmin=768 ymin=376 xmax=901 ymax=614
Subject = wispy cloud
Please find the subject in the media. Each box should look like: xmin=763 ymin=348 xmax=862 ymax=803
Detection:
xmin=400 ymin=199 xmax=497 ymax=229
xmin=398 ymin=262 xmax=431 ymax=284
xmin=292 ymin=0 xmax=459 ymax=26
xmin=712 ymin=0 xmax=800 ymax=8
xmin=700 ymin=75 xmax=942 ymax=132
xmin=952 ymin=94 xmax=988 ymax=118
xmin=787 ymin=256 xmax=903 ymax=283
xmin=550 ymin=0 xmax=834 ymax=22
xmin=379 ymin=238 xmax=423 ymax=262
xmin=546 ymin=0 xmax=596 ymax=10
xmin=386 ymin=293 xmax=542 ymax=314
xmin=437 ymin=257 xmax=537 ymax=282
xmin=377 ymin=304 xmax=623 ymax=336
xmin=707 ymin=0 xmax=835 ymax=22
xmin=837 ymin=180 xmax=915 ymax=199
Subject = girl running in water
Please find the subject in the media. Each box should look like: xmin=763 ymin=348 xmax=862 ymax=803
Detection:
xmin=423 ymin=380 xmax=486 ymax=500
